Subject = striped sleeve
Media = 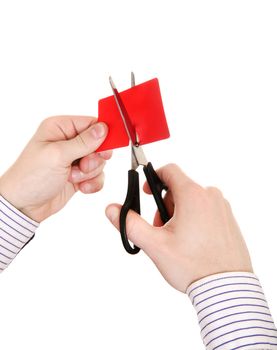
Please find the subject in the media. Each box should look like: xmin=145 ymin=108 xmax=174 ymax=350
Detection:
xmin=187 ymin=272 xmax=277 ymax=350
xmin=0 ymin=195 xmax=39 ymax=273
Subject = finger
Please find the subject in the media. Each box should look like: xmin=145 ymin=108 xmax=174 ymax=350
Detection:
xmin=79 ymin=172 xmax=105 ymax=194
xmin=143 ymin=186 xmax=175 ymax=226
xmin=152 ymin=191 xmax=175 ymax=227
xmin=78 ymin=153 xmax=105 ymax=174
xmin=59 ymin=122 xmax=108 ymax=164
xmin=97 ymin=150 xmax=113 ymax=160
xmin=143 ymin=181 xmax=174 ymax=217
xmin=105 ymin=204 xmax=159 ymax=252
xmin=146 ymin=163 xmax=197 ymax=205
xmin=143 ymin=181 xmax=151 ymax=194
xmin=37 ymin=116 xmax=98 ymax=142
xmin=69 ymin=162 xmax=106 ymax=184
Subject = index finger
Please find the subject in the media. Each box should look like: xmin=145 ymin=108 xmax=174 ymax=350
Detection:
xmin=143 ymin=163 xmax=197 ymax=205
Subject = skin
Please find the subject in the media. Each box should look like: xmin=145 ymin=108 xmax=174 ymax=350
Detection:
xmin=0 ymin=116 xmax=112 ymax=222
xmin=0 ymin=119 xmax=252 ymax=292
xmin=106 ymin=164 xmax=253 ymax=292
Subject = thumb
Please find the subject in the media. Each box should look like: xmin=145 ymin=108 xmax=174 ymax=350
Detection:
xmin=59 ymin=122 xmax=108 ymax=164
xmin=105 ymin=204 xmax=158 ymax=252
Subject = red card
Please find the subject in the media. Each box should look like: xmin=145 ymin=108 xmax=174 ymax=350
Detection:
xmin=97 ymin=78 xmax=170 ymax=151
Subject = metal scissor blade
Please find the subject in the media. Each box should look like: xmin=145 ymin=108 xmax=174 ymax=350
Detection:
xmin=109 ymin=76 xmax=137 ymax=145
xmin=131 ymin=71 xmax=135 ymax=87
xmin=131 ymin=144 xmax=148 ymax=169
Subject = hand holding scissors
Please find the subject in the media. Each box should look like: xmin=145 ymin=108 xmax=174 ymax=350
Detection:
xmin=109 ymin=73 xmax=170 ymax=254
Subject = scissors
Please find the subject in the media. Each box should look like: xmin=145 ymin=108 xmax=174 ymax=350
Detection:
xmin=109 ymin=72 xmax=170 ymax=254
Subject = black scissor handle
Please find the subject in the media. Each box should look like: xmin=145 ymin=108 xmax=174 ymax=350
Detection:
xmin=120 ymin=170 xmax=141 ymax=254
xmin=143 ymin=162 xmax=170 ymax=224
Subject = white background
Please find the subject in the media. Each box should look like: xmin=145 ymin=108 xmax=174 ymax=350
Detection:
xmin=0 ymin=1 xmax=277 ymax=349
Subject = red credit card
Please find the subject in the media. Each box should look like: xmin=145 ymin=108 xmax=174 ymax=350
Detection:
xmin=97 ymin=78 xmax=170 ymax=151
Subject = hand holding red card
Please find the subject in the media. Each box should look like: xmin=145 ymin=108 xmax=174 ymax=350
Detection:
xmin=97 ymin=78 xmax=170 ymax=151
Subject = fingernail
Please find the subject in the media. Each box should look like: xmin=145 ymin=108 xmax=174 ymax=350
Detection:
xmin=71 ymin=169 xmax=84 ymax=181
xmin=98 ymin=150 xmax=113 ymax=160
xmin=83 ymin=183 xmax=92 ymax=193
xmin=88 ymin=158 xmax=98 ymax=170
xmin=91 ymin=123 xmax=106 ymax=139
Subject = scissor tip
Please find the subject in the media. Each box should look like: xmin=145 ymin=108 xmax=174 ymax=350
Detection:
xmin=109 ymin=76 xmax=116 ymax=89
xmin=131 ymin=72 xmax=135 ymax=87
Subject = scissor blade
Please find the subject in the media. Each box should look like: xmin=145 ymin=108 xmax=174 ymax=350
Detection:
xmin=109 ymin=76 xmax=137 ymax=145
xmin=131 ymin=71 xmax=135 ymax=87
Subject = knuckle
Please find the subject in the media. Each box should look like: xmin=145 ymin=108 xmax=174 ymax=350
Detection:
xmin=90 ymin=162 xmax=105 ymax=178
xmin=75 ymin=134 xmax=89 ymax=151
xmin=90 ymin=116 xmax=98 ymax=124
xmin=187 ymin=182 xmax=205 ymax=196
xmin=90 ymin=158 xmax=105 ymax=171
xmin=165 ymin=163 xmax=180 ymax=173
xmin=206 ymin=186 xmax=223 ymax=197
xmin=93 ymin=174 xmax=105 ymax=192
xmin=39 ymin=116 xmax=55 ymax=130
xmin=184 ymin=183 xmax=209 ymax=206
xmin=39 ymin=116 xmax=63 ymax=129
xmin=160 ymin=162 xmax=183 ymax=185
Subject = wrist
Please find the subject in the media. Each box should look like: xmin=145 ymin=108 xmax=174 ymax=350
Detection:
xmin=0 ymin=174 xmax=38 ymax=222
xmin=0 ymin=174 xmax=18 ymax=208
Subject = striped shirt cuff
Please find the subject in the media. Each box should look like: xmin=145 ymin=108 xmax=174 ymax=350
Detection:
xmin=0 ymin=195 xmax=39 ymax=273
xmin=187 ymin=272 xmax=277 ymax=350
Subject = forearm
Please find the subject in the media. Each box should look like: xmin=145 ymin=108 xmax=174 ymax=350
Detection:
xmin=0 ymin=195 xmax=39 ymax=272
xmin=187 ymin=272 xmax=277 ymax=350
